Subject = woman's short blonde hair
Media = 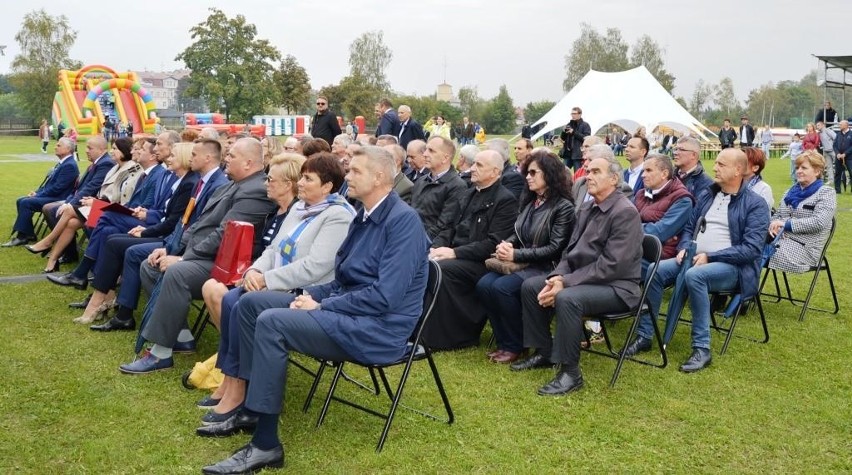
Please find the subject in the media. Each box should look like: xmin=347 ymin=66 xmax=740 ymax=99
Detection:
xmin=794 ymin=149 xmax=826 ymax=174
xmin=171 ymin=142 xmax=193 ymax=170
xmin=268 ymin=153 xmax=307 ymax=183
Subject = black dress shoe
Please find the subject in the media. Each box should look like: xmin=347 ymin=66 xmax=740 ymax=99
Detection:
xmin=25 ymin=244 xmax=50 ymax=256
xmin=679 ymin=348 xmax=712 ymax=373
xmin=46 ymin=272 xmax=88 ymax=290
xmin=202 ymin=443 xmax=283 ymax=475
xmin=620 ymin=336 xmax=653 ymax=358
xmin=57 ymin=255 xmax=78 ymax=265
xmin=69 ymin=294 xmax=92 ymax=309
xmin=537 ymin=366 xmax=584 ymax=396
xmin=509 ymin=351 xmax=552 ymax=371
xmin=42 ymin=261 xmax=60 ymax=274
xmin=90 ymin=316 xmax=135 ymax=332
xmin=197 ymin=411 xmax=258 ymax=438
xmin=2 ymin=236 xmax=34 ymax=247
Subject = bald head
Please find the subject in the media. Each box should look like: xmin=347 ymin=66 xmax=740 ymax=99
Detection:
xmin=225 ymin=137 xmax=265 ymax=181
xmin=470 ymin=149 xmax=504 ymax=188
xmin=86 ymin=136 xmax=108 ymax=162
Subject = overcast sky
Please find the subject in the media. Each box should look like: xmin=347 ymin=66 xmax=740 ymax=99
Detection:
xmin=1 ymin=0 xmax=848 ymax=108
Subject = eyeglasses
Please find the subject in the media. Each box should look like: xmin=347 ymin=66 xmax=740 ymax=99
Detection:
xmin=316 ymin=102 xmax=326 ymax=106
xmin=266 ymin=176 xmax=288 ymax=183
xmin=674 ymin=147 xmax=697 ymax=153
xmin=525 ymin=169 xmax=541 ymax=177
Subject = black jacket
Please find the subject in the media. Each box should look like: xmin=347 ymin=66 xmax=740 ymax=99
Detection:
xmin=410 ymin=167 xmax=468 ymax=240
xmin=311 ymin=111 xmax=342 ymax=146
xmin=501 ymin=161 xmax=526 ymax=199
xmin=398 ymin=119 xmax=426 ymax=149
xmin=433 ymin=181 xmax=518 ymax=261
xmin=506 ymin=196 xmax=575 ymax=268
xmin=719 ymin=127 xmax=737 ymax=148
xmin=560 ymin=119 xmax=591 ymax=161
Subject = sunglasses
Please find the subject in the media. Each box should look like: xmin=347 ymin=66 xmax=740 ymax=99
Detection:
xmin=525 ymin=169 xmax=541 ymax=177
xmin=316 ymin=102 xmax=326 ymax=106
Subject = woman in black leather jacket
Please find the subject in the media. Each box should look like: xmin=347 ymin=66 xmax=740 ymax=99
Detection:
xmin=476 ymin=149 xmax=575 ymax=363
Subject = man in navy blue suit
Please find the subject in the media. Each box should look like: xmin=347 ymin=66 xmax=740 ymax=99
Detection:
xmin=374 ymin=98 xmax=400 ymax=137
xmin=624 ymin=136 xmax=648 ymax=197
xmin=4 ymin=137 xmax=79 ymax=246
xmin=199 ymin=146 xmax=430 ymax=474
xmin=397 ymin=104 xmax=425 ymax=149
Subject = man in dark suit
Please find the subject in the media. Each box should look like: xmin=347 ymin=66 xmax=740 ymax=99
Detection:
xmin=309 ymin=95 xmax=342 ymax=147
xmin=198 ymin=146 xmax=430 ymax=473
xmin=117 ymin=138 xmax=274 ymax=374
xmin=410 ymin=136 xmax=468 ymax=240
xmin=4 ymin=137 xmax=79 ymax=246
xmin=624 ymin=136 xmax=648 ymax=197
xmin=512 ymin=157 xmax=643 ymax=396
xmin=421 ymin=150 xmax=519 ymax=350
xmin=396 ymin=104 xmax=425 ymax=149
xmin=560 ymin=106 xmax=592 ymax=170
xmin=374 ymin=98 xmax=400 ymax=137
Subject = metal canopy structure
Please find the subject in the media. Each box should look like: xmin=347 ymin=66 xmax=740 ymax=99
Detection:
xmin=815 ymin=55 xmax=852 ymax=121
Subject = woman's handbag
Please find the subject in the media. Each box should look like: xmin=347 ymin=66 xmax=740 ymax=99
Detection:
xmin=484 ymin=257 xmax=528 ymax=275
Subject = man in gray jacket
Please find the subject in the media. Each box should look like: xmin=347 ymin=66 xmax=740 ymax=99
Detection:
xmin=817 ymin=121 xmax=836 ymax=185
xmin=119 ymin=138 xmax=276 ymax=374
xmin=511 ymin=157 xmax=643 ymax=396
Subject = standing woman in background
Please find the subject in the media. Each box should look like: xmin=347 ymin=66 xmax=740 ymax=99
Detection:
xmin=39 ymin=119 xmax=50 ymax=153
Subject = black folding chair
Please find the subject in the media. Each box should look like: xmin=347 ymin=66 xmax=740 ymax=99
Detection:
xmin=307 ymin=259 xmax=454 ymax=452
xmin=759 ymin=217 xmax=839 ymax=322
xmin=582 ymin=234 xmax=667 ymax=387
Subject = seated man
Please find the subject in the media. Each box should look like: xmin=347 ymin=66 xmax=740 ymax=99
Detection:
xmin=484 ymin=138 xmax=525 ymax=198
xmin=420 ymin=150 xmax=518 ymax=350
xmin=410 ymin=136 xmax=468 ymax=240
xmin=623 ymin=148 xmax=769 ymax=373
xmin=198 ymin=146 xmax=430 ymax=474
xmin=117 ymin=138 xmax=275 ymax=374
xmin=672 ymin=136 xmax=713 ymax=199
xmin=572 ymin=144 xmax=633 ymax=207
xmin=3 ymin=138 xmax=79 ymax=246
xmin=511 ymin=157 xmax=643 ymax=396
xmin=634 ymin=153 xmax=694 ymax=260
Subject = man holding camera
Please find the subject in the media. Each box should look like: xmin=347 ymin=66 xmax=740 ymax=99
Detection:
xmin=560 ymin=107 xmax=591 ymax=171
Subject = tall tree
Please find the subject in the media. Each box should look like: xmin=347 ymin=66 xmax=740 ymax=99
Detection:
xmin=348 ymin=30 xmax=393 ymax=93
xmin=629 ymin=35 xmax=675 ymax=93
xmin=689 ymin=79 xmax=714 ymax=119
xmin=273 ymin=55 xmax=311 ymax=114
xmin=176 ymin=8 xmax=281 ymax=122
xmin=523 ymin=100 xmax=556 ymax=124
xmin=562 ymin=23 xmax=629 ymax=91
xmin=10 ymin=9 xmax=81 ymax=121
xmin=482 ymin=85 xmax=516 ymax=135
xmin=457 ymin=86 xmax=482 ymax=117
xmin=714 ymin=77 xmax=739 ymax=116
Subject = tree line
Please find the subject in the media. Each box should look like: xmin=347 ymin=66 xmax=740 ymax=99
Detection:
xmin=1 ymin=10 xmax=841 ymax=134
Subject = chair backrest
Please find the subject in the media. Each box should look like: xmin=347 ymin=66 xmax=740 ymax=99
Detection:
xmin=408 ymin=259 xmax=442 ymax=347
xmin=814 ymin=217 xmax=836 ymax=270
xmin=639 ymin=234 xmax=662 ymax=312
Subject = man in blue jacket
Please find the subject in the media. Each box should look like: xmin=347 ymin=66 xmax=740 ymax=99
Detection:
xmin=198 ymin=146 xmax=430 ymax=474
xmin=622 ymin=148 xmax=769 ymax=373
xmin=374 ymin=98 xmax=400 ymax=137
xmin=4 ymin=137 xmax=79 ymax=246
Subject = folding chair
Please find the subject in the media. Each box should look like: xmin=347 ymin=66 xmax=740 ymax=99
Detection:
xmin=307 ymin=259 xmax=454 ymax=452
xmin=705 ymin=290 xmax=769 ymax=355
xmin=190 ymin=302 xmax=210 ymax=340
xmin=582 ymin=234 xmax=667 ymax=387
xmin=759 ymin=217 xmax=839 ymax=322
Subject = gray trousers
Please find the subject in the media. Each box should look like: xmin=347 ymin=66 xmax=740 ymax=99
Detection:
xmin=521 ymin=275 xmax=628 ymax=366
xmin=824 ymin=151 xmax=836 ymax=185
xmin=139 ymin=257 xmax=214 ymax=347
xmin=242 ymin=305 xmax=351 ymax=415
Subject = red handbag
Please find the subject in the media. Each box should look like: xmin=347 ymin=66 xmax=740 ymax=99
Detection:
xmin=210 ymin=220 xmax=255 ymax=285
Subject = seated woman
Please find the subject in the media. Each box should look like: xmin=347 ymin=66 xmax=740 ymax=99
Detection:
xmin=29 ymin=137 xmax=141 ymax=273
xmin=768 ymin=150 xmax=837 ymax=273
xmin=743 ymin=147 xmax=774 ymax=212
xmin=72 ymin=142 xmax=197 ymax=324
xmin=197 ymin=152 xmax=355 ymax=422
xmin=475 ymin=149 xmax=575 ymax=363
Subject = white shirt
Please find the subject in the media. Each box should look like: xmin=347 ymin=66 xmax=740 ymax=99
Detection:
xmin=363 ymin=193 xmax=390 ymax=222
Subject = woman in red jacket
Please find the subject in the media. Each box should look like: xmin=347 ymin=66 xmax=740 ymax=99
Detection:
xmin=802 ymin=122 xmax=820 ymax=151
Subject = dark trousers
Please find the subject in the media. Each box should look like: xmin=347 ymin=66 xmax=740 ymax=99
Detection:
xmin=13 ymin=196 xmax=56 ymax=237
xmin=242 ymin=306 xmax=351 ymax=415
xmin=93 ymin=235 xmax=160 ymax=293
xmin=476 ymin=271 xmax=526 ymax=353
xmin=520 ymin=275 xmax=628 ymax=366
xmin=217 ymin=286 xmax=245 ymax=377
xmin=420 ymin=259 xmax=489 ymax=350
xmin=85 ymin=212 xmax=145 ymax=260
xmin=114 ymin=241 xmax=161 ymax=310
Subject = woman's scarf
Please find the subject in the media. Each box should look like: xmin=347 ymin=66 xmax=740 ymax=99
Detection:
xmin=783 ymin=179 xmax=823 ymax=209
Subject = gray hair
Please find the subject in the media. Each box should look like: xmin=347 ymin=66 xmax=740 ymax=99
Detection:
xmin=678 ymin=136 xmax=700 ymax=151
xmin=398 ymin=105 xmax=411 ymax=114
xmin=459 ymin=144 xmax=479 ymax=166
xmin=587 ymin=143 xmax=615 ymax=161
xmin=484 ymin=138 xmax=510 ymax=163
xmin=645 ymin=153 xmax=675 ymax=179
xmin=407 ymin=139 xmax=427 ymax=155
xmin=164 ymin=130 xmax=181 ymax=146
xmin=198 ymin=127 xmax=220 ymax=140
xmin=383 ymin=144 xmax=406 ymax=170
xmin=355 ymin=145 xmax=395 ymax=186
xmin=607 ymin=160 xmax=624 ymax=187
xmin=333 ymin=134 xmax=352 ymax=147
xmin=57 ymin=137 xmax=75 ymax=149
xmin=376 ymin=134 xmax=398 ymax=145
xmin=299 ymin=134 xmax=314 ymax=147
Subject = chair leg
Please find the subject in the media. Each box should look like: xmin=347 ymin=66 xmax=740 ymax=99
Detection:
xmin=824 ymin=261 xmax=840 ymax=315
xmin=609 ymin=318 xmax=640 ymax=388
xmin=755 ymin=296 xmax=769 ymax=344
xmin=425 ymin=353 xmax=454 ymax=425
xmin=719 ymin=305 xmax=740 ymax=355
xmin=376 ymin=358 xmax=417 ymax=452
xmin=303 ymin=361 xmax=328 ymax=413
xmin=316 ymin=363 xmax=345 ymax=427
xmin=191 ymin=304 xmax=209 ymax=340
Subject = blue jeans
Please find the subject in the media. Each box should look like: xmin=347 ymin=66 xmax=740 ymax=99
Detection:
xmin=476 ymin=272 xmax=526 ymax=353
xmin=638 ymin=258 xmax=739 ymax=349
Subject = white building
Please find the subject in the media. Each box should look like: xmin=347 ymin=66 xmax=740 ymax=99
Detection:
xmin=136 ymin=70 xmax=191 ymax=110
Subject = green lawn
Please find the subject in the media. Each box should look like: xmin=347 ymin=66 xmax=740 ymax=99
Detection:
xmin=0 ymin=137 xmax=849 ymax=473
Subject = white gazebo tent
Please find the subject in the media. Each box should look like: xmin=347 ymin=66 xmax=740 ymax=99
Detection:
xmin=531 ymin=66 xmax=715 ymax=141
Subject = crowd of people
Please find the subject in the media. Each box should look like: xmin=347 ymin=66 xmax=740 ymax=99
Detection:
xmin=2 ymin=100 xmax=839 ymax=474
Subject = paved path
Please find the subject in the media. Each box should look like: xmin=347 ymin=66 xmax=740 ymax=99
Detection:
xmin=0 ymin=273 xmax=48 ymax=284
xmin=0 ymin=153 xmax=60 ymax=163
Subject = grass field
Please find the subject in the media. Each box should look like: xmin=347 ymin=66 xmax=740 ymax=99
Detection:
xmin=0 ymin=137 xmax=849 ymax=473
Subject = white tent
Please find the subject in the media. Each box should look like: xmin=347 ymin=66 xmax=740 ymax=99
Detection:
xmin=531 ymin=66 xmax=715 ymax=141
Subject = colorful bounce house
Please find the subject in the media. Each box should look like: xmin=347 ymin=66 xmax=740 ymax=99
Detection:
xmin=52 ymin=65 xmax=158 ymax=136
xmin=184 ymin=113 xmax=266 ymax=137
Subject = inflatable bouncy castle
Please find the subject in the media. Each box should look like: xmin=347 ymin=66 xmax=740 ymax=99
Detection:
xmin=52 ymin=65 xmax=158 ymax=136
